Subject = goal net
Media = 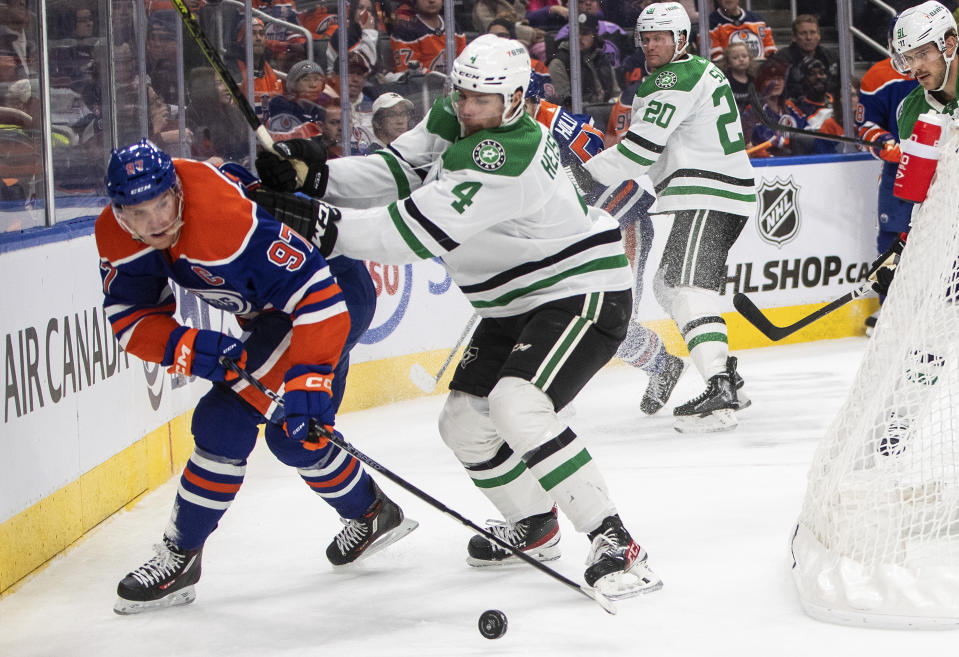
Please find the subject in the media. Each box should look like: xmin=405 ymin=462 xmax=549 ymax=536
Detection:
xmin=791 ymin=120 xmax=959 ymax=629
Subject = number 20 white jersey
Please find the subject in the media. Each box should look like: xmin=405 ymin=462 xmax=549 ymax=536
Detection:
xmin=585 ymin=54 xmax=757 ymax=217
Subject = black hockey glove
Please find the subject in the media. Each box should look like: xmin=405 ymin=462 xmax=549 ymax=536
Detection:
xmin=866 ymin=232 xmax=907 ymax=297
xmin=249 ymin=188 xmax=341 ymax=257
xmin=255 ymin=137 xmax=329 ymax=197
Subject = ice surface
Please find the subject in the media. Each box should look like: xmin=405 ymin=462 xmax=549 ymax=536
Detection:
xmin=2 ymin=338 xmax=955 ymax=656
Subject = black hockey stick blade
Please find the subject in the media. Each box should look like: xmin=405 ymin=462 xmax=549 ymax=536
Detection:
xmin=220 ymin=359 xmax=617 ymax=614
xmin=733 ymin=282 xmax=874 ymax=341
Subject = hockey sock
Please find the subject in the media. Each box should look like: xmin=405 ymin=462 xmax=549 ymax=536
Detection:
xmin=521 ymin=427 xmax=615 ymax=534
xmin=297 ymin=444 xmax=375 ymax=519
xmin=616 ymin=321 xmax=670 ymax=375
xmin=166 ymin=448 xmax=246 ymax=550
xmin=671 ymin=286 xmax=728 ymax=379
xmin=460 ymin=441 xmax=556 ymax=524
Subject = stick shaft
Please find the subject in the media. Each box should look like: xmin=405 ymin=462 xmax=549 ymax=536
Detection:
xmin=221 ymin=359 xmax=614 ymax=613
xmin=748 ymin=88 xmax=881 ymax=148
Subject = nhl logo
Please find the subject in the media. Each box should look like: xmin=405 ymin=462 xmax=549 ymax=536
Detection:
xmin=756 ymin=177 xmax=801 ymax=247
xmin=655 ymin=71 xmax=678 ymax=89
xmin=473 ymin=139 xmax=506 ymax=171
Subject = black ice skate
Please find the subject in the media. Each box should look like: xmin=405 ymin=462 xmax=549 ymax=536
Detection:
xmin=673 ymin=362 xmax=740 ymax=433
xmin=326 ymin=483 xmax=418 ymax=566
xmin=584 ymin=515 xmax=662 ymax=600
xmin=640 ymin=353 xmax=686 ymax=415
xmin=466 ymin=506 xmax=561 ymax=567
xmin=727 ymin=356 xmax=751 ymax=411
xmin=114 ymin=537 xmax=202 ymax=615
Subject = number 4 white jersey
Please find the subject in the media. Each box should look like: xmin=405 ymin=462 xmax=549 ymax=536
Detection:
xmin=584 ymin=55 xmax=756 ymax=217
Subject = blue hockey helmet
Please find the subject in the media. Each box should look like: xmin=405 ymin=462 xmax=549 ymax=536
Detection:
xmin=526 ymin=69 xmax=554 ymax=100
xmin=105 ymin=139 xmax=177 ymax=206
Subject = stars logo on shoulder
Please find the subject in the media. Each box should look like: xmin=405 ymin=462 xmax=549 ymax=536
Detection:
xmin=654 ymin=71 xmax=678 ymax=89
xmin=472 ymin=139 xmax=506 ymax=171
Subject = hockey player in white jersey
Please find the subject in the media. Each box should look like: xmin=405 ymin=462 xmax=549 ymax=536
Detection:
xmin=584 ymin=2 xmax=756 ymax=433
xmin=254 ymin=35 xmax=662 ymax=599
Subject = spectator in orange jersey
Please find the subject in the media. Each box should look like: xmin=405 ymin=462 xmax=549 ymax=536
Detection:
xmin=390 ymin=0 xmax=466 ymax=73
xmin=229 ymin=17 xmax=283 ymax=123
xmin=708 ymin=0 xmax=776 ymax=62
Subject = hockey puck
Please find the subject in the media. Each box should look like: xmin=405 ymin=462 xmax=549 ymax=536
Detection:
xmin=478 ymin=609 xmax=508 ymax=639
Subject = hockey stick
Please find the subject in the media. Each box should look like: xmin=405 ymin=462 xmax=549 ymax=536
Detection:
xmin=733 ymin=280 xmax=874 ymax=341
xmin=747 ymin=88 xmax=883 ymax=149
xmin=221 ymin=359 xmax=617 ymax=615
xmin=169 ymin=0 xmax=307 ymax=184
xmin=408 ymin=313 xmax=480 ymax=393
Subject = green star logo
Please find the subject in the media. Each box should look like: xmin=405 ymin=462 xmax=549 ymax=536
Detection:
xmin=655 ymin=70 xmax=678 ymax=89
xmin=472 ymin=139 xmax=506 ymax=171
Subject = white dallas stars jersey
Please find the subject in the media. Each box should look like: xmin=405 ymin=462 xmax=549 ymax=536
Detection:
xmin=585 ymin=55 xmax=756 ymax=217
xmin=324 ymin=97 xmax=631 ymax=318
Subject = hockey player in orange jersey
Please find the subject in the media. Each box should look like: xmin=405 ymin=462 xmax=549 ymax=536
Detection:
xmin=98 ymin=140 xmax=416 ymax=615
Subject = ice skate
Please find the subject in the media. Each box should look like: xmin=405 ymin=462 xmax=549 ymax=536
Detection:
xmin=584 ymin=515 xmax=662 ymax=600
xmin=114 ymin=537 xmax=202 ymax=615
xmin=640 ymin=353 xmax=686 ymax=415
xmin=326 ymin=483 xmax=418 ymax=566
xmin=727 ymin=356 xmax=751 ymax=411
xmin=864 ymin=310 xmax=879 ymax=337
xmin=466 ymin=506 xmax=561 ymax=567
xmin=673 ymin=366 xmax=739 ymax=433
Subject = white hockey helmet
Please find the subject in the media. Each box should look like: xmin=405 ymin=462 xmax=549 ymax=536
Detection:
xmin=449 ymin=34 xmax=531 ymax=127
xmin=635 ymin=1 xmax=691 ymax=60
xmin=891 ymin=0 xmax=957 ymax=87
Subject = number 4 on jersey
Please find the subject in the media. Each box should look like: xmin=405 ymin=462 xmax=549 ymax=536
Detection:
xmin=451 ymin=181 xmax=482 ymax=214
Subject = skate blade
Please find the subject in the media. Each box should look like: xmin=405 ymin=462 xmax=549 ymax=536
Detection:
xmin=734 ymin=389 xmax=752 ymax=411
xmin=466 ymin=543 xmax=562 ymax=568
xmin=673 ymin=408 xmax=737 ymax=433
xmin=594 ymin=562 xmax=663 ymax=601
xmin=334 ymin=518 xmax=419 ymax=567
xmin=113 ymin=586 xmax=196 ymax=615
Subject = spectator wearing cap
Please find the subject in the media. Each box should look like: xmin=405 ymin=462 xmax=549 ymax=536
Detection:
xmin=774 ymin=14 xmax=839 ymax=102
xmin=549 ymin=0 xmax=631 ymax=67
xmin=784 ymin=56 xmax=842 ymax=155
xmin=228 ymin=17 xmax=283 ymax=121
xmin=708 ymin=0 xmax=776 ymax=62
xmin=390 ymin=0 xmax=466 ymax=74
xmin=267 ymin=59 xmax=337 ymax=131
xmin=740 ymin=58 xmax=791 ymax=157
xmin=369 ymin=92 xmax=414 ymax=150
xmin=472 ymin=1 xmax=544 ymax=49
xmin=546 ymin=13 xmax=620 ymax=109
xmin=329 ymin=51 xmax=378 ymax=154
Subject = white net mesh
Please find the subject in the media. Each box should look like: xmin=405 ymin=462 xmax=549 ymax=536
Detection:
xmin=791 ymin=120 xmax=959 ymax=629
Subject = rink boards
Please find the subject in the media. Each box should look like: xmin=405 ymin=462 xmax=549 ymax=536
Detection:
xmin=0 ymin=153 xmax=881 ymax=594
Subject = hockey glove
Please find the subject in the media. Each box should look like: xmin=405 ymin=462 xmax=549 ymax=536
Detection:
xmin=250 ymin=188 xmax=341 ymax=257
xmin=866 ymin=232 xmax=907 ymax=297
xmin=255 ymin=138 xmax=329 ymax=197
xmin=878 ymin=139 xmax=902 ymax=163
xmin=591 ymin=179 xmax=655 ymax=230
xmin=164 ymin=328 xmax=247 ymax=382
xmin=283 ymin=364 xmax=335 ymax=449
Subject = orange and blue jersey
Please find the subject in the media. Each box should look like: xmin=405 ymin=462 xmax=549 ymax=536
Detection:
xmin=708 ymin=9 xmax=776 ymax=60
xmin=533 ymin=99 xmax=605 ymax=166
xmin=856 ymin=58 xmax=919 ymax=238
xmin=390 ymin=16 xmax=466 ymax=73
xmin=95 ymin=159 xmax=350 ymax=414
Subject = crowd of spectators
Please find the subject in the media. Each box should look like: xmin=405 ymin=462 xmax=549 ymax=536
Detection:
xmin=6 ymin=0 xmax=959 ymax=232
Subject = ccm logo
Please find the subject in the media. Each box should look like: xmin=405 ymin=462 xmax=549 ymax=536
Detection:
xmin=305 ymin=375 xmax=332 ymax=391
xmin=173 ymin=345 xmax=192 ymax=374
